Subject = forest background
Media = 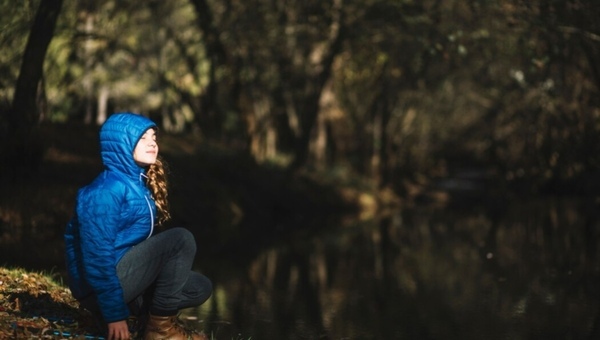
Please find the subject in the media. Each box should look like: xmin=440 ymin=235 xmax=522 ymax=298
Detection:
xmin=1 ymin=0 xmax=600 ymax=267
xmin=1 ymin=0 xmax=600 ymax=337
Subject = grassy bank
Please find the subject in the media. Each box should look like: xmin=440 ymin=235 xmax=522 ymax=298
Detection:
xmin=0 ymin=267 xmax=101 ymax=339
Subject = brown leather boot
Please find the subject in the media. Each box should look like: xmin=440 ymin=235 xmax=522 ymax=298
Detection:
xmin=143 ymin=314 xmax=209 ymax=340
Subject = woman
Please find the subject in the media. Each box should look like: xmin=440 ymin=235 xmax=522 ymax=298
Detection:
xmin=64 ymin=112 xmax=212 ymax=340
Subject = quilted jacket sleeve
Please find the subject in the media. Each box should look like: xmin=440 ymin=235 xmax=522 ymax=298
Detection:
xmin=77 ymin=182 xmax=129 ymax=323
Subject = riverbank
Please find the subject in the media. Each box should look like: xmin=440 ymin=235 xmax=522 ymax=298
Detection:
xmin=0 ymin=267 xmax=100 ymax=339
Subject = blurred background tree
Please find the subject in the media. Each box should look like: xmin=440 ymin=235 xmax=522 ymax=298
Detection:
xmin=2 ymin=0 xmax=62 ymax=177
xmin=1 ymin=0 xmax=599 ymax=195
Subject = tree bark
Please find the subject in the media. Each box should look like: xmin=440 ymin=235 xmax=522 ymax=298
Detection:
xmin=10 ymin=0 xmax=63 ymax=129
xmin=188 ymin=0 xmax=230 ymax=138
xmin=4 ymin=0 xmax=63 ymax=178
xmin=289 ymin=0 xmax=345 ymax=171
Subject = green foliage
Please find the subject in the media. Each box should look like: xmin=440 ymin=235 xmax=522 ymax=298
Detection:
xmin=0 ymin=0 xmax=39 ymax=101
xmin=2 ymin=0 xmax=599 ymax=193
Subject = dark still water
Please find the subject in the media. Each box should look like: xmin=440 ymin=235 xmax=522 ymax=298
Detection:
xmin=187 ymin=197 xmax=600 ymax=340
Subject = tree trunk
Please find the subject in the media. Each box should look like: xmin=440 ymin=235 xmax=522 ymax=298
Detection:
xmin=4 ymin=0 xmax=63 ymax=178
xmin=378 ymin=86 xmax=392 ymax=188
xmin=10 ymin=0 xmax=63 ymax=130
xmin=289 ymin=0 xmax=345 ymax=171
xmin=96 ymin=85 xmax=109 ymax=125
xmin=188 ymin=0 xmax=229 ymax=139
xmin=83 ymin=13 xmax=95 ymax=124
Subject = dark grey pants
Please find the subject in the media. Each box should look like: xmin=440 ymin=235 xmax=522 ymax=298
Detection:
xmin=117 ymin=227 xmax=212 ymax=316
xmin=81 ymin=227 xmax=212 ymax=319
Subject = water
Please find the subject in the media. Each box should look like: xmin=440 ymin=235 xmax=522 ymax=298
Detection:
xmin=188 ymin=197 xmax=600 ymax=339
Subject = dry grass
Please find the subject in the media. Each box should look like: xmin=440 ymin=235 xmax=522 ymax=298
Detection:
xmin=0 ymin=267 xmax=103 ymax=339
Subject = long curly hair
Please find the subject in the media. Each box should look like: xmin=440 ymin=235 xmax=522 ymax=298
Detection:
xmin=146 ymin=156 xmax=171 ymax=226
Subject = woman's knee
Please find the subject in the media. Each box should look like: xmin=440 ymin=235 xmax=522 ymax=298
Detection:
xmin=169 ymin=227 xmax=197 ymax=254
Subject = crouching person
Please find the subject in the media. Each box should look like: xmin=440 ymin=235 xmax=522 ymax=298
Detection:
xmin=64 ymin=112 xmax=212 ymax=340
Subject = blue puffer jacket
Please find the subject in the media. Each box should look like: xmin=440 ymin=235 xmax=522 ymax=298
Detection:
xmin=64 ymin=112 xmax=157 ymax=323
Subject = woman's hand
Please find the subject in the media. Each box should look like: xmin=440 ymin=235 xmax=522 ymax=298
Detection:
xmin=107 ymin=320 xmax=130 ymax=340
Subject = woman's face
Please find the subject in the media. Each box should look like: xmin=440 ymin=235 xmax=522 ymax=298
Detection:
xmin=133 ymin=128 xmax=159 ymax=167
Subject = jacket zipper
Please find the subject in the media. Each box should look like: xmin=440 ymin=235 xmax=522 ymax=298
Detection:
xmin=144 ymin=195 xmax=154 ymax=238
xmin=139 ymin=173 xmax=154 ymax=238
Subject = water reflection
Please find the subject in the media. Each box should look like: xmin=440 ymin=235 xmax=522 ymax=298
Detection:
xmin=190 ymin=197 xmax=600 ymax=339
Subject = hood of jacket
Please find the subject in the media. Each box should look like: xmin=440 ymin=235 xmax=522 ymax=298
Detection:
xmin=99 ymin=112 xmax=157 ymax=179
